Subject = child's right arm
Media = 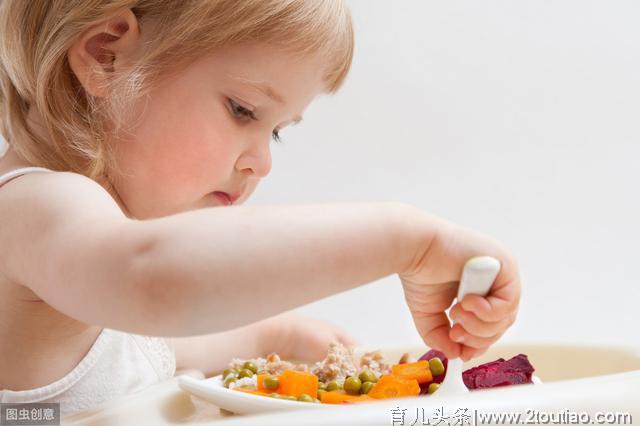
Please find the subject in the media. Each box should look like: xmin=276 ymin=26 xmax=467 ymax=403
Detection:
xmin=1 ymin=172 xmax=520 ymax=358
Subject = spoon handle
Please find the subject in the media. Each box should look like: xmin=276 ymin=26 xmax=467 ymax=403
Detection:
xmin=456 ymin=256 xmax=501 ymax=302
xmin=435 ymin=256 xmax=502 ymax=397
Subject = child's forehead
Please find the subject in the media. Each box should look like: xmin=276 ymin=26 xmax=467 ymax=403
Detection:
xmin=204 ymin=42 xmax=321 ymax=70
xmin=187 ymin=43 xmax=326 ymax=93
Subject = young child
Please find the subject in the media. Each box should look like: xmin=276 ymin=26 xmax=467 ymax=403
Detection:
xmin=0 ymin=0 xmax=521 ymax=418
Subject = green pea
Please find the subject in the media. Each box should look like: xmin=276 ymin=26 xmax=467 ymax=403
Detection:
xmin=313 ymin=398 xmax=321 ymax=403
xmin=344 ymin=376 xmax=362 ymax=395
xmin=263 ymin=376 xmax=280 ymax=390
xmin=360 ymin=381 xmax=374 ymax=394
xmin=317 ymin=381 xmax=327 ymax=391
xmin=284 ymin=395 xmax=297 ymax=401
xmin=238 ymin=368 xmax=254 ymax=379
xmin=429 ymin=358 xmax=445 ymax=376
xmin=427 ymin=383 xmax=440 ymax=394
xmin=222 ymin=369 xmax=238 ymax=381
xmin=242 ymin=361 xmax=258 ymax=374
xmin=358 ymin=370 xmax=378 ymax=383
xmin=268 ymin=393 xmax=280 ymax=398
xmin=326 ymin=381 xmax=342 ymax=391
xmin=297 ymin=393 xmax=314 ymax=403
xmin=223 ymin=376 xmax=236 ymax=388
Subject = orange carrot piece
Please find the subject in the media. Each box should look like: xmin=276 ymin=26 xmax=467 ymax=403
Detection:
xmin=278 ymin=370 xmax=318 ymax=398
xmin=343 ymin=394 xmax=376 ymax=404
xmin=256 ymin=374 xmax=279 ymax=393
xmin=391 ymin=360 xmax=433 ymax=384
xmin=319 ymin=390 xmax=360 ymax=404
xmin=368 ymin=375 xmax=421 ymax=399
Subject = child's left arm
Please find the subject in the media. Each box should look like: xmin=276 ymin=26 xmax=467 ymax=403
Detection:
xmin=171 ymin=313 xmax=356 ymax=377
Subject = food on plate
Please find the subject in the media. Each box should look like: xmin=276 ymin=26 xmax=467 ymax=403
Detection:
xmin=418 ymin=349 xmax=448 ymax=384
xmin=311 ymin=342 xmax=389 ymax=383
xmin=391 ymin=360 xmax=433 ymax=384
xmin=257 ymin=370 xmax=318 ymax=398
xmin=221 ymin=342 xmax=536 ymax=404
xmin=367 ymin=374 xmax=421 ymax=399
xmin=462 ymin=354 xmax=535 ymax=389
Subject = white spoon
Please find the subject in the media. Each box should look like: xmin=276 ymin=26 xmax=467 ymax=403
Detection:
xmin=435 ymin=256 xmax=501 ymax=397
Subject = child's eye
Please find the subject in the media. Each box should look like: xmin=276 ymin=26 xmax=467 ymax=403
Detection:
xmin=228 ymin=98 xmax=256 ymax=121
xmin=228 ymin=98 xmax=283 ymax=143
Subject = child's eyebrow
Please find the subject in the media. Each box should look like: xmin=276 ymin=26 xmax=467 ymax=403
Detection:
xmin=230 ymin=75 xmax=286 ymax=105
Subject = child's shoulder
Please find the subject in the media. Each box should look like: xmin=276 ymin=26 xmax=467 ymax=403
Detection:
xmin=0 ymin=165 xmax=119 ymax=216
xmin=0 ymin=166 xmax=129 ymax=249
xmin=0 ymin=163 xmax=127 ymax=282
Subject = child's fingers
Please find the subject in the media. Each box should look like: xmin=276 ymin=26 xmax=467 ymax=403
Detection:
xmin=315 ymin=320 xmax=359 ymax=349
xmin=459 ymin=282 xmax=520 ymax=323
xmin=449 ymin=323 xmax=503 ymax=349
xmin=335 ymin=329 xmax=359 ymax=347
xmin=449 ymin=305 xmax=515 ymax=337
xmin=413 ymin=311 xmax=462 ymax=359
xmin=460 ymin=345 xmax=489 ymax=362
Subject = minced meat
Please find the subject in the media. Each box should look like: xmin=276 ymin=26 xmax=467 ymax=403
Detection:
xmin=311 ymin=342 xmax=358 ymax=383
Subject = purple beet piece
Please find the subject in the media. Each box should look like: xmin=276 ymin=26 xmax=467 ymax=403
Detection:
xmin=462 ymin=354 xmax=534 ymax=390
xmin=418 ymin=349 xmax=449 ymax=392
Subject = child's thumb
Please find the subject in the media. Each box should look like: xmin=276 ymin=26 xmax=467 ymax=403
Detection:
xmin=413 ymin=312 xmax=462 ymax=359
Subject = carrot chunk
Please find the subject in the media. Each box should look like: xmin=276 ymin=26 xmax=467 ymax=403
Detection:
xmin=278 ymin=370 xmax=318 ymax=398
xmin=256 ymin=374 xmax=279 ymax=393
xmin=391 ymin=360 xmax=433 ymax=384
xmin=368 ymin=375 xmax=421 ymax=399
xmin=319 ymin=390 xmax=360 ymax=404
xmin=343 ymin=394 xmax=376 ymax=404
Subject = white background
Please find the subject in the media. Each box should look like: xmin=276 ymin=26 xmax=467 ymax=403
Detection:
xmin=260 ymin=0 xmax=640 ymax=349
xmin=2 ymin=1 xmax=639 ymax=349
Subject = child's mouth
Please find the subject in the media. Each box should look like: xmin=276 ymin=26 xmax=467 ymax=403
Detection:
xmin=212 ymin=191 xmax=233 ymax=206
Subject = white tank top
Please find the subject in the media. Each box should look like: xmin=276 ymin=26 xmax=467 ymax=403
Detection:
xmin=0 ymin=167 xmax=176 ymax=418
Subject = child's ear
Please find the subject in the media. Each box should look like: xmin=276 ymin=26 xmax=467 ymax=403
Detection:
xmin=67 ymin=8 xmax=141 ymax=98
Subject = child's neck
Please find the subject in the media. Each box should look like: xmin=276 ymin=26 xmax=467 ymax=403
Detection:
xmin=0 ymin=146 xmax=31 ymax=174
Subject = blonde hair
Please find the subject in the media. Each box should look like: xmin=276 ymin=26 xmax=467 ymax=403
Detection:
xmin=0 ymin=0 xmax=354 ymax=179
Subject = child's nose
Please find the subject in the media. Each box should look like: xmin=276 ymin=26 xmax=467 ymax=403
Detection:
xmin=235 ymin=139 xmax=272 ymax=178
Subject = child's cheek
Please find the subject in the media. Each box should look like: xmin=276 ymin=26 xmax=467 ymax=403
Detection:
xmin=168 ymin=136 xmax=232 ymax=190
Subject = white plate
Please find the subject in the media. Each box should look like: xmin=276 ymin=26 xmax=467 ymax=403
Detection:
xmin=178 ymin=374 xmax=330 ymax=415
xmin=178 ymin=373 xmax=543 ymax=416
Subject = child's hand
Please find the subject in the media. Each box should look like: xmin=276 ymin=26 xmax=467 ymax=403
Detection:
xmin=400 ymin=218 xmax=521 ymax=362
xmin=256 ymin=313 xmax=358 ymax=362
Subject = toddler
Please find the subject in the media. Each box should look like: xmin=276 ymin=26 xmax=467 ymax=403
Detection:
xmin=0 ymin=0 xmax=521 ymax=417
